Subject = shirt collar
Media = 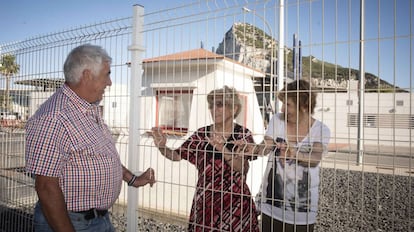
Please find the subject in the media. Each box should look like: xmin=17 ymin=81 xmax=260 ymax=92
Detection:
xmin=61 ymin=83 xmax=100 ymax=113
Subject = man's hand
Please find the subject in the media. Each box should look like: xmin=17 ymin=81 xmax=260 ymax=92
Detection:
xmin=132 ymin=168 xmax=156 ymax=187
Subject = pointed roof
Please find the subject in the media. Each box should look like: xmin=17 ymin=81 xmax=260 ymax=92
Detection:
xmin=143 ymin=48 xmax=264 ymax=76
xmin=143 ymin=48 xmax=224 ymax=63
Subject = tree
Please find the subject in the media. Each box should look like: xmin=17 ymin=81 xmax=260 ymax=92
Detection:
xmin=0 ymin=54 xmax=20 ymax=111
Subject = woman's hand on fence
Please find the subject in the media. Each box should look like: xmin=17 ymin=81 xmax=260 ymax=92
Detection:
xmin=151 ymin=127 xmax=167 ymax=148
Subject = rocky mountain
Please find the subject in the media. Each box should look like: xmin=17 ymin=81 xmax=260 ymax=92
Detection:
xmin=216 ymin=23 xmax=404 ymax=92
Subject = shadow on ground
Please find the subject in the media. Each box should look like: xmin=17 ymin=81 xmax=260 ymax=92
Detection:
xmin=0 ymin=206 xmax=33 ymax=232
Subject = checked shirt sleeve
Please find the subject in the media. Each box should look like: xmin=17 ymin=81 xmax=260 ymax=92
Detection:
xmin=25 ymin=115 xmax=69 ymax=177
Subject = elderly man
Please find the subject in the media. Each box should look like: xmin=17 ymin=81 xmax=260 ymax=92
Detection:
xmin=25 ymin=44 xmax=155 ymax=232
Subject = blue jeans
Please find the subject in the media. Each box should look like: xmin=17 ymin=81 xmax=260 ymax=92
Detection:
xmin=33 ymin=202 xmax=115 ymax=232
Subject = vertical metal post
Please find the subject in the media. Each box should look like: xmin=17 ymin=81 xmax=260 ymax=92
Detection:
xmin=298 ymin=40 xmax=302 ymax=79
xmin=269 ymin=40 xmax=275 ymax=120
xmin=127 ymin=4 xmax=145 ymax=231
xmin=293 ymin=33 xmax=296 ymax=80
xmin=242 ymin=6 xmax=275 ymax=118
xmin=357 ymin=0 xmax=365 ymax=165
xmin=277 ymin=0 xmax=285 ymax=113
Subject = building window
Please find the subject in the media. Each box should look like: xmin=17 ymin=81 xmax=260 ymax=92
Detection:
xmin=365 ymin=115 xmax=377 ymax=128
xmin=410 ymin=116 xmax=414 ymax=129
xmin=348 ymin=113 xmax=414 ymax=129
xmin=156 ymin=89 xmax=193 ymax=133
xmin=346 ymin=100 xmax=353 ymax=106
xmin=347 ymin=114 xmax=358 ymax=127
xmin=396 ymin=100 xmax=404 ymax=106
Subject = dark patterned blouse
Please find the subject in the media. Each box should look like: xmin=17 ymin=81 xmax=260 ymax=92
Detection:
xmin=176 ymin=123 xmax=259 ymax=232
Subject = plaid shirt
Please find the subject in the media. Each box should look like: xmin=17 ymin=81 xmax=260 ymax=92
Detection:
xmin=25 ymin=84 xmax=123 ymax=211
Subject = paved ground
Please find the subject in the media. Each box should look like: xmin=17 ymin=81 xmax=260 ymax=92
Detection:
xmin=323 ymin=143 xmax=413 ymax=176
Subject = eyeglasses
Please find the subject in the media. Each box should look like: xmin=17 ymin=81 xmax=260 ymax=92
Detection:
xmin=208 ymin=101 xmax=224 ymax=109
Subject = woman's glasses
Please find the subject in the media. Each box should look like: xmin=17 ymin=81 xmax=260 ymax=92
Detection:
xmin=208 ymin=101 xmax=224 ymax=109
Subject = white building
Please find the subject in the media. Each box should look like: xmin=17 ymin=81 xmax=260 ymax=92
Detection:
xmin=133 ymin=48 xmax=267 ymax=215
xmin=314 ymin=81 xmax=414 ymax=147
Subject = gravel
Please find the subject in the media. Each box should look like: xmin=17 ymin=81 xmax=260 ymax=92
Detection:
xmin=1 ymin=168 xmax=412 ymax=231
xmin=316 ymin=168 xmax=414 ymax=232
xmin=118 ymin=168 xmax=414 ymax=232
xmin=111 ymin=215 xmax=186 ymax=232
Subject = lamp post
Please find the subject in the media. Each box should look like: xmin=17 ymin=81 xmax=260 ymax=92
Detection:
xmin=242 ymin=6 xmax=276 ymax=119
xmin=357 ymin=0 xmax=365 ymax=166
xmin=277 ymin=0 xmax=285 ymax=114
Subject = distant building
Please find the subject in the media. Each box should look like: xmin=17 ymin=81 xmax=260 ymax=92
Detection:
xmin=314 ymin=80 xmax=414 ymax=147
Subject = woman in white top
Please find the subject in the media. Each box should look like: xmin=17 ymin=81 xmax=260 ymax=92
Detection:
xmin=249 ymin=79 xmax=330 ymax=232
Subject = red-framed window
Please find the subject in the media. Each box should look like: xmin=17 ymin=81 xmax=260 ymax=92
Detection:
xmin=156 ymin=89 xmax=193 ymax=134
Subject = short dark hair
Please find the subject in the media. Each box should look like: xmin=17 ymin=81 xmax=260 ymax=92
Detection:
xmin=277 ymin=79 xmax=317 ymax=114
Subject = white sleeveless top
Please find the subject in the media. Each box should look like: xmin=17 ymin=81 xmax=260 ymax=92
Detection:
xmin=257 ymin=113 xmax=331 ymax=225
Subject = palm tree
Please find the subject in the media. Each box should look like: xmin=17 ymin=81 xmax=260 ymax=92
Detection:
xmin=0 ymin=54 xmax=20 ymax=111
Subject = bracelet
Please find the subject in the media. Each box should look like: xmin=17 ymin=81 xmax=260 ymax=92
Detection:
xmin=253 ymin=145 xmax=261 ymax=155
xmin=127 ymin=174 xmax=137 ymax=186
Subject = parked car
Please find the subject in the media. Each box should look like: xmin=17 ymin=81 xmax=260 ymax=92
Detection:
xmin=0 ymin=111 xmax=21 ymax=128
xmin=0 ymin=111 xmax=17 ymax=120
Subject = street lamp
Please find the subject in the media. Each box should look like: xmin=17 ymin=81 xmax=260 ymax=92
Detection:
xmin=277 ymin=0 xmax=285 ymax=116
xmin=242 ymin=6 xmax=276 ymax=119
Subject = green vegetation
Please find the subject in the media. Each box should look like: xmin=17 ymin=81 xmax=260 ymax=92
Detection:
xmin=233 ymin=23 xmax=405 ymax=92
xmin=234 ymin=23 xmax=273 ymax=49
xmin=0 ymin=54 xmax=20 ymax=110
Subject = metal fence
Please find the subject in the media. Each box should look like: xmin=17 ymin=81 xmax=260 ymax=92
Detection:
xmin=1 ymin=0 xmax=413 ymax=231
xmin=0 ymin=14 xmax=134 ymax=232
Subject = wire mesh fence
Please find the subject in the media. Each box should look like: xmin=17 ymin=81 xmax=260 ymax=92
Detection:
xmin=0 ymin=0 xmax=413 ymax=231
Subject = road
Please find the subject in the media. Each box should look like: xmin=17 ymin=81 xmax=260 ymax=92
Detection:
xmin=0 ymin=131 xmax=26 ymax=169
xmin=323 ymin=144 xmax=413 ymax=176
xmin=1 ymin=130 xmax=412 ymax=174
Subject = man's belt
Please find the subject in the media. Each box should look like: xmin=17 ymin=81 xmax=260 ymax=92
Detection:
xmin=77 ymin=208 xmax=108 ymax=220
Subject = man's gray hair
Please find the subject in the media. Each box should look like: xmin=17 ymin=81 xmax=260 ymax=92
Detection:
xmin=63 ymin=44 xmax=112 ymax=84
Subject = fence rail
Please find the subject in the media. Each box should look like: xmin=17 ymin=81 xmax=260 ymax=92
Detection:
xmin=1 ymin=1 xmax=413 ymax=231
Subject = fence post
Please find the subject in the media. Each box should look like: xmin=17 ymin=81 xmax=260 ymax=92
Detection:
xmin=357 ymin=0 xmax=365 ymax=166
xmin=127 ymin=4 xmax=145 ymax=232
xmin=277 ymin=0 xmax=285 ymax=113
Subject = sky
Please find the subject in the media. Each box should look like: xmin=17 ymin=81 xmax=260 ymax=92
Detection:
xmin=0 ymin=0 xmax=413 ymax=89
xmin=0 ymin=0 xmax=186 ymax=43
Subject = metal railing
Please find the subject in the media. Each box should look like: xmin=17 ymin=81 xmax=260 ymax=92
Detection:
xmin=1 ymin=1 xmax=413 ymax=231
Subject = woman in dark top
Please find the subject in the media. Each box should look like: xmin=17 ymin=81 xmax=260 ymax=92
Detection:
xmin=152 ymin=86 xmax=259 ymax=232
